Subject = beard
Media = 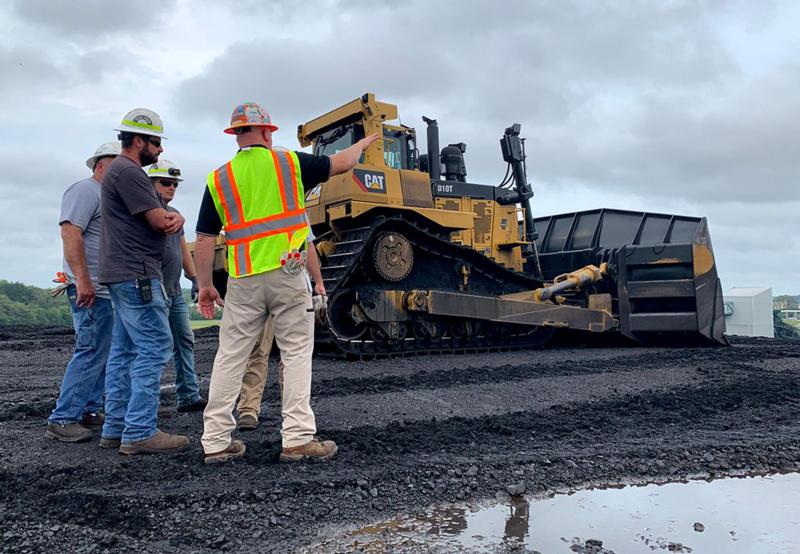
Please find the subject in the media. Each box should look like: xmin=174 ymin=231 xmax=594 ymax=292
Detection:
xmin=140 ymin=147 xmax=159 ymax=166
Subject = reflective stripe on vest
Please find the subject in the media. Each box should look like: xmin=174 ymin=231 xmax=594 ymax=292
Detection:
xmin=207 ymin=149 xmax=308 ymax=278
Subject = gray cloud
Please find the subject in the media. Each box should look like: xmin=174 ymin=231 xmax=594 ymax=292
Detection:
xmin=0 ymin=0 xmax=796 ymax=295
xmin=9 ymin=0 xmax=178 ymax=38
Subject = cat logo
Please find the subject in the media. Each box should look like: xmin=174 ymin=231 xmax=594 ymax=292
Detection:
xmin=352 ymin=169 xmax=386 ymax=193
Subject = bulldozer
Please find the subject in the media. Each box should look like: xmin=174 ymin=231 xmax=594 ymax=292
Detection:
xmin=199 ymin=93 xmax=727 ymax=356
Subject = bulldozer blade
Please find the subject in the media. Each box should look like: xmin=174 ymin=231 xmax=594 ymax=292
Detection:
xmin=533 ymin=209 xmax=728 ymax=346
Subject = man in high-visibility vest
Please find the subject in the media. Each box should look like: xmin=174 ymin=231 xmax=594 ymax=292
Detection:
xmin=194 ymin=102 xmax=377 ymax=464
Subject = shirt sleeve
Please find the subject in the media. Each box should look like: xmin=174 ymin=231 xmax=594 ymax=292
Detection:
xmin=116 ymin=167 xmax=163 ymax=216
xmin=196 ymin=188 xmax=223 ymax=236
xmin=59 ymin=182 xmax=98 ymax=231
xmin=296 ymin=152 xmax=331 ymax=192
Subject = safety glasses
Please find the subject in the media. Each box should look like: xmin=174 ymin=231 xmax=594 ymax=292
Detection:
xmin=143 ymin=136 xmax=162 ymax=148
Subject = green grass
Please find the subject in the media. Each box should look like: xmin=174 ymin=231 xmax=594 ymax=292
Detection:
xmin=191 ymin=319 xmax=221 ymax=329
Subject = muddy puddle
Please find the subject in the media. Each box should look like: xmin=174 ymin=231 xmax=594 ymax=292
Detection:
xmin=315 ymin=473 xmax=800 ymax=553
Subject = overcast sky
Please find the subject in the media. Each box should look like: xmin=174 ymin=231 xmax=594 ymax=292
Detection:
xmin=1 ymin=0 xmax=797 ymax=293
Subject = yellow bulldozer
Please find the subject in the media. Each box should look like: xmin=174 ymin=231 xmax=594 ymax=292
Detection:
xmin=200 ymin=93 xmax=727 ymax=356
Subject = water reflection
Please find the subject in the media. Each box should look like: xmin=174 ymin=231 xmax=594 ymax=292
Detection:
xmin=504 ymin=496 xmax=529 ymax=544
xmin=330 ymin=472 xmax=800 ymax=553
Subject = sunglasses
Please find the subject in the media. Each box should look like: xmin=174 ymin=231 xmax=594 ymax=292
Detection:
xmin=143 ymin=136 xmax=162 ymax=148
xmin=158 ymin=180 xmax=179 ymax=188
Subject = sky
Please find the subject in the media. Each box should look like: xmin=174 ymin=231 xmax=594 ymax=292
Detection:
xmin=0 ymin=0 xmax=797 ymax=293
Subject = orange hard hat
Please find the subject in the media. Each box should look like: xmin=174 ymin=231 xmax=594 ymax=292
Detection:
xmin=224 ymin=102 xmax=278 ymax=134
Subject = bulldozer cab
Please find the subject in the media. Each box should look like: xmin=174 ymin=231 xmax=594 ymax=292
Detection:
xmin=298 ymin=93 xmax=417 ymax=171
xmin=312 ymin=120 xmax=417 ymax=171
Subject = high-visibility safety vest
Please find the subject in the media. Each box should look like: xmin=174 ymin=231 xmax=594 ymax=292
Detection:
xmin=207 ymin=147 xmax=309 ymax=278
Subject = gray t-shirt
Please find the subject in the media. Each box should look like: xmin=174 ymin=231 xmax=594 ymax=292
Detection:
xmin=59 ymin=177 xmax=110 ymax=299
xmin=161 ymin=206 xmax=185 ymax=298
xmin=98 ymin=155 xmax=167 ymax=284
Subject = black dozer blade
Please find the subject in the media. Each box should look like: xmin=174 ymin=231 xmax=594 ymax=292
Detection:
xmin=533 ymin=208 xmax=728 ymax=346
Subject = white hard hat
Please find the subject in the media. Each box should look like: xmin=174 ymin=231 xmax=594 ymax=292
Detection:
xmin=147 ymin=159 xmax=183 ymax=181
xmin=114 ymin=108 xmax=167 ymax=139
xmin=85 ymin=141 xmax=121 ymax=170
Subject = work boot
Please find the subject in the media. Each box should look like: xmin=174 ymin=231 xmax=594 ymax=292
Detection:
xmin=81 ymin=412 xmax=105 ymax=430
xmin=118 ymin=430 xmax=190 ymax=455
xmin=99 ymin=436 xmax=121 ymax=449
xmin=177 ymin=398 xmax=207 ymax=413
xmin=45 ymin=422 xmax=93 ymax=443
xmin=204 ymin=440 xmax=246 ymax=465
xmin=280 ymin=437 xmax=338 ymax=463
xmin=237 ymin=414 xmax=258 ymax=431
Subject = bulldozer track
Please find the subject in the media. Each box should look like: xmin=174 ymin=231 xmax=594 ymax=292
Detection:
xmin=315 ymin=215 xmax=550 ymax=358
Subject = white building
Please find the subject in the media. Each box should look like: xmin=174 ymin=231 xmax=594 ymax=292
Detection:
xmin=723 ymin=287 xmax=774 ymax=338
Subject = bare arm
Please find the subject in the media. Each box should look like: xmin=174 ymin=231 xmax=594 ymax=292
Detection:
xmin=329 ymin=133 xmax=380 ymax=176
xmin=61 ymin=223 xmax=95 ymax=307
xmin=144 ymin=208 xmax=185 ymax=235
xmin=195 ymin=234 xmax=224 ymax=318
xmin=180 ymin=236 xmax=197 ymax=278
xmin=306 ymin=242 xmax=325 ymax=296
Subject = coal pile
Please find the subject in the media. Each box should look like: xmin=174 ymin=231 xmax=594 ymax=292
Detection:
xmin=0 ymin=326 xmax=798 ymax=552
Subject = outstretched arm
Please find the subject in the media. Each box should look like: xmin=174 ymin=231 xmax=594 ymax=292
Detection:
xmin=329 ymin=133 xmax=380 ymax=176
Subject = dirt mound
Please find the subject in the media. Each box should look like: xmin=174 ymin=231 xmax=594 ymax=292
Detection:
xmin=0 ymin=327 xmax=798 ymax=552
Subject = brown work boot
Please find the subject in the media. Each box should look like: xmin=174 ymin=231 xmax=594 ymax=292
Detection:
xmin=237 ymin=414 xmax=258 ymax=431
xmin=99 ymin=436 xmax=121 ymax=449
xmin=45 ymin=422 xmax=93 ymax=443
xmin=81 ymin=412 xmax=105 ymax=430
xmin=118 ymin=430 xmax=190 ymax=455
xmin=204 ymin=440 xmax=246 ymax=465
xmin=280 ymin=437 xmax=338 ymax=463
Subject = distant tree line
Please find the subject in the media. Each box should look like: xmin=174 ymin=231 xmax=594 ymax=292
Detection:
xmin=774 ymin=295 xmax=800 ymax=310
xmin=0 ymin=280 xmax=218 ymax=326
xmin=0 ymin=280 xmax=72 ymax=326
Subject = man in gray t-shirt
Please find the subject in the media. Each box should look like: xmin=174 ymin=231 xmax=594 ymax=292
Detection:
xmin=46 ymin=142 xmax=120 ymax=444
xmin=147 ymin=159 xmax=205 ymax=413
xmin=97 ymin=108 xmax=190 ymax=456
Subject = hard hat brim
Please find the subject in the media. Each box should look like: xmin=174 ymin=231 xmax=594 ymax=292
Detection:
xmin=113 ymin=127 xmax=167 ymax=139
xmin=85 ymin=154 xmax=116 ymax=170
xmin=224 ymin=122 xmax=279 ymax=135
xmin=148 ymin=175 xmax=184 ymax=182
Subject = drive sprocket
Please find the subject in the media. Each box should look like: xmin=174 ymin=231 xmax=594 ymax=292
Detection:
xmin=372 ymin=231 xmax=413 ymax=282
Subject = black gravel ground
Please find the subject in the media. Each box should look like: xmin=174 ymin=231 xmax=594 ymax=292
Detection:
xmin=1 ymin=325 xmax=799 ymax=553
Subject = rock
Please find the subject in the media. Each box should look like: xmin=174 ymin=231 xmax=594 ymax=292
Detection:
xmin=586 ymin=539 xmax=603 ymax=547
xmin=466 ymin=465 xmax=479 ymax=477
xmin=369 ymin=488 xmax=378 ymax=498
xmin=209 ymin=534 xmax=226 ymax=547
xmin=356 ymin=479 xmax=368 ymax=489
xmin=506 ymin=483 xmax=526 ymax=496
xmin=702 ymin=452 xmax=715 ymax=463
xmin=693 ymin=522 xmax=705 ymax=532
xmin=253 ymin=490 xmax=267 ymax=501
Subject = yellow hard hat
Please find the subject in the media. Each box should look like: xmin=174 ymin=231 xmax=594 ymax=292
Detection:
xmin=224 ymin=102 xmax=278 ymax=134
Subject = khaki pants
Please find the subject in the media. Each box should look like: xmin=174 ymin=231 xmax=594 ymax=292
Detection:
xmin=236 ymin=316 xmax=284 ymax=419
xmin=201 ymin=269 xmax=315 ymax=454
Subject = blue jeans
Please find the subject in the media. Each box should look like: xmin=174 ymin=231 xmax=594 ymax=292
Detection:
xmin=102 ymin=279 xmax=172 ymax=443
xmin=48 ymin=287 xmax=113 ymax=424
xmin=166 ymin=292 xmax=201 ymax=408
